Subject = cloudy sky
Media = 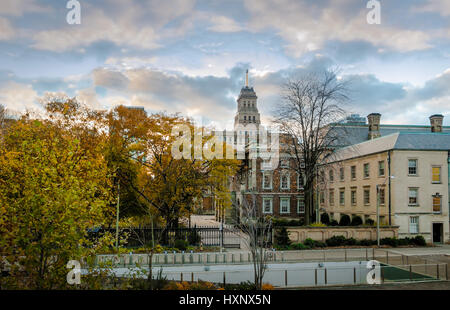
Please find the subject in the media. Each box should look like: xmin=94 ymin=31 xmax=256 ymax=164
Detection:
xmin=0 ymin=0 xmax=449 ymax=129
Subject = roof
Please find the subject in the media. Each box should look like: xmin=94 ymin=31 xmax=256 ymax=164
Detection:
xmin=327 ymin=132 xmax=450 ymax=163
xmin=329 ymin=124 xmax=450 ymax=147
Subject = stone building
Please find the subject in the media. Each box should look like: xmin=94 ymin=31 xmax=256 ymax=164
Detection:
xmin=321 ymin=114 xmax=450 ymax=243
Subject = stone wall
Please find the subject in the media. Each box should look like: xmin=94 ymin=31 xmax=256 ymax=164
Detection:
xmin=285 ymin=226 xmax=399 ymax=243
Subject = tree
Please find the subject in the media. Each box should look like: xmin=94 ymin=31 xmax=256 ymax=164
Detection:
xmin=0 ymin=117 xmax=113 ymax=289
xmin=274 ymin=69 xmax=349 ymax=225
xmin=236 ymin=194 xmax=272 ymax=290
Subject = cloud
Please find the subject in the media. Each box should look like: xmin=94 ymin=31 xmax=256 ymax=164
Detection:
xmin=0 ymin=0 xmax=50 ymax=16
xmin=414 ymin=0 xmax=450 ymax=16
xmin=0 ymin=18 xmax=15 ymax=40
xmin=0 ymin=81 xmax=39 ymax=113
xmin=243 ymin=0 xmax=434 ymax=57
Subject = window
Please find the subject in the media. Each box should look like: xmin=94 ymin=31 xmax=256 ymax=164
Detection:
xmin=280 ymin=172 xmax=290 ymax=190
xmin=363 ymin=163 xmax=370 ymax=178
xmin=263 ymin=197 xmax=273 ymax=214
xmin=432 ymin=166 xmax=441 ymax=183
xmin=320 ymin=191 xmax=325 ymax=205
xmin=329 ymin=170 xmax=334 ymax=183
xmin=339 ymin=188 xmax=345 ymax=206
xmin=364 ymin=187 xmax=370 ymax=205
xmin=252 ymin=116 xmax=255 ymax=122
xmin=297 ymin=195 xmax=305 ymax=214
xmin=432 ymin=194 xmax=442 ymax=213
xmin=378 ymin=187 xmax=385 ymax=205
xmin=280 ymin=159 xmax=289 ymax=168
xmin=409 ymin=216 xmax=419 ymax=234
xmin=297 ymin=173 xmax=303 ymax=189
xmin=351 ymin=188 xmax=357 ymax=206
xmin=320 ymin=170 xmax=325 ymax=183
xmin=408 ymin=159 xmax=417 ymax=175
xmin=329 ymin=189 xmax=335 ymax=206
xmin=263 ymin=172 xmax=272 ymax=189
xmin=262 ymin=159 xmax=272 ymax=169
xmin=378 ymin=161 xmax=385 ymax=177
xmin=351 ymin=166 xmax=356 ymax=180
xmin=244 ymin=116 xmax=246 ymax=121
xmin=408 ymin=188 xmax=418 ymax=206
xmin=339 ymin=167 xmax=345 ymax=181
xmin=280 ymin=197 xmax=290 ymax=214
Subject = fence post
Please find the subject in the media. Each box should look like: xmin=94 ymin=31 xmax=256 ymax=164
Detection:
xmin=366 ymin=248 xmax=368 ymax=261
xmin=446 ymin=264 xmax=448 ymax=280
xmin=315 ymin=269 xmax=318 ymax=286
xmin=180 ymin=273 xmax=183 ymax=282
xmin=191 ymin=272 xmax=194 ymax=282
xmin=285 ymin=270 xmax=288 ymax=287
xmin=324 ymin=268 xmax=327 ymax=285
xmin=353 ymin=267 xmax=356 ymax=284
xmin=425 ymin=259 xmax=427 ymax=274
xmin=386 ymin=251 xmax=388 ymax=264
xmin=345 ymin=249 xmax=347 ymax=262
xmin=436 ymin=264 xmax=439 ymax=279
xmin=409 ymin=265 xmax=412 ymax=281
xmin=372 ymin=248 xmax=375 ymax=260
xmin=381 ymin=267 xmax=384 ymax=284
xmin=223 ymin=272 xmax=226 ymax=287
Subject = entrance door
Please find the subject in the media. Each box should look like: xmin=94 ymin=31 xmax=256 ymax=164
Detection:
xmin=432 ymin=223 xmax=443 ymax=243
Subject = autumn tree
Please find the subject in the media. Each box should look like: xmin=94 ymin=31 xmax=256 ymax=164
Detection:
xmin=0 ymin=117 xmax=113 ymax=289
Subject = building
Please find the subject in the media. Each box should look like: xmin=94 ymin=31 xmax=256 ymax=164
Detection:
xmin=212 ymin=71 xmax=305 ymax=224
xmin=321 ymin=114 xmax=450 ymax=243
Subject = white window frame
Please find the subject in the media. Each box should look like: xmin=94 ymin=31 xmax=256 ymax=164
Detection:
xmin=431 ymin=165 xmax=441 ymax=184
xmin=262 ymin=171 xmax=272 ymax=190
xmin=262 ymin=197 xmax=273 ymax=214
xmin=408 ymin=187 xmax=419 ymax=206
xmin=408 ymin=159 xmax=418 ymax=176
xmin=339 ymin=188 xmax=345 ymax=206
xmin=378 ymin=161 xmax=385 ymax=177
xmin=363 ymin=163 xmax=370 ymax=178
xmin=280 ymin=197 xmax=290 ymax=214
xmin=297 ymin=195 xmax=305 ymax=214
xmin=409 ymin=216 xmax=419 ymax=234
xmin=363 ymin=187 xmax=370 ymax=205
xmin=280 ymin=172 xmax=290 ymax=190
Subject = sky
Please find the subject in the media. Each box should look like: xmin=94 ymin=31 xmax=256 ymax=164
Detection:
xmin=0 ymin=0 xmax=449 ymax=129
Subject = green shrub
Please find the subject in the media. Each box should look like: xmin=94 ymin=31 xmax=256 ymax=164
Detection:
xmin=365 ymin=218 xmax=375 ymax=226
xmin=412 ymin=235 xmax=426 ymax=246
xmin=303 ymin=238 xmax=316 ymax=248
xmin=329 ymin=220 xmax=339 ymax=226
xmin=350 ymin=216 xmax=363 ymax=226
xmin=380 ymin=237 xmax=398 ymax=247
xmin=174 ymin=239 xmax=188 ymax=251
xmin=274 ymin=227 xmax=291 ymax=246
xmin=325 ymin=235 xmax=347 ymax=247
xmin=346 ymin=237 xmax=357 ymax=246
xmin=358 ymin=239 xmax=375 ymax=246
xmin=290 ymin=242 xmax=309 ymax=250
xmin=188 ymin=230 xmax=201 ymax=245
xmin=398 ymin=237 xmax=410 ymax=246
xmin=339 ymin=214 xmax=351 ymax=226
xmin=320 ymin=213 xmax=330 ymax=225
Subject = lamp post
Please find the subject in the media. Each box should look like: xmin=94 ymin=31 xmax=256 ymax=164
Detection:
xmin=376 ymin=175 xmax=395 ymax=247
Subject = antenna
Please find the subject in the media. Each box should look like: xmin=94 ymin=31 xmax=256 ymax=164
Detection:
xmin=245 ymin=69 xmax=248 ymax=87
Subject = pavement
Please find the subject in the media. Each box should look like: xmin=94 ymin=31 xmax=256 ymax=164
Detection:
xmin=385 ymin=244 xmax=450 ymax=256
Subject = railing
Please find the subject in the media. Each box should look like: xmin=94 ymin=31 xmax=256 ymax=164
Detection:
xmin=88 ymin=226 xmax=242 ymax=248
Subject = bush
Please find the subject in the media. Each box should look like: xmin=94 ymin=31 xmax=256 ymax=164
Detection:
xmin=188 ymin=229 xmax=201 ymax=246
xmin=274 ymin=227 xmax=291 ymax=247
xmin=365 ymin=218 xmax=375 ymax=226
xmin=358 ymin=239 xmax=375 ymax=246
xmin=325 ymin=235 xmax=347 ymax=247
xmin=320 ymin=213 xmax=330 ymax=225
xmin=346 ymin=237 xmax=357 ymax=246
xmin=412 ymin=235 xmax=426 ymax=246
xmin=303 ymin=238 xmax=316 ymax=248
xmin=350 ymin=216 xmax=363 ymax=226
xmin=174 ymin=239 xmax=188 ymax=251
xmin=380 ymin=237 xmax=398 ymax=247
xmin=339 ymin=214 xmax=351 ymax=226
xmin=290 ymin=242 xmax=309 ymax=250
xmin=329 ymin=220 xmax=339 ymax=226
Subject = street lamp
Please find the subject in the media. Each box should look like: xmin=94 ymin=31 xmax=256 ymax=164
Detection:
xmin=376 ymin=175 xmax=394 ymax=247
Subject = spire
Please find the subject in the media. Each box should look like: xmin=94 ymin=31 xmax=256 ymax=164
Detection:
xmin=245 ymin=69 xmax=248 ymax=87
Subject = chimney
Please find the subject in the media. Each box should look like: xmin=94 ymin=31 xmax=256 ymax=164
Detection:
xmin=429 ymin=114 xmax=444 ymax=133
xmin=367 ymin=113 xmax=381 ymax=140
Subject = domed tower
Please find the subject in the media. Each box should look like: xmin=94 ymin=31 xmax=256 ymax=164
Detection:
xmin=234 ymin=70 xmax=261 ymax=130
